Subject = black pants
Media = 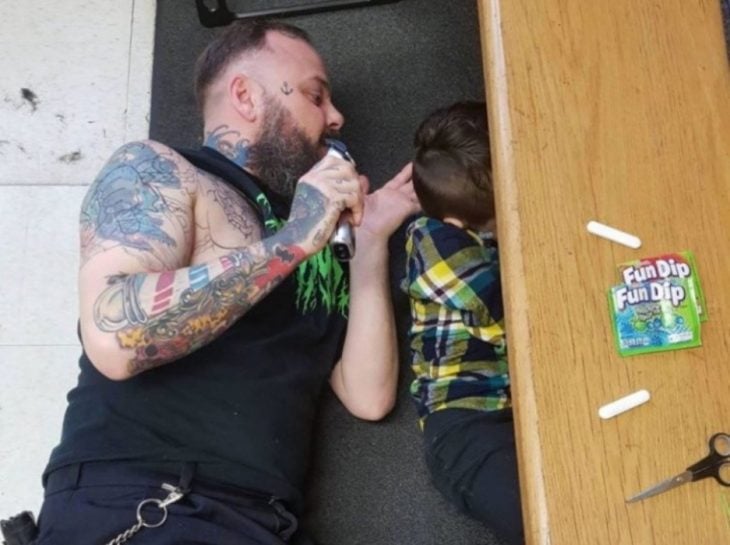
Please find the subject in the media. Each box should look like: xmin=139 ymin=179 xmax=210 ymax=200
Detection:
xmin=33 ymin=462 xmax=311 ymax=545
xmin=423 ymin=408 xmax=524 ymax=545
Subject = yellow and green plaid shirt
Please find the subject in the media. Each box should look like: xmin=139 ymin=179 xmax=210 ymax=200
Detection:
xmin=402 ymin=217 xmax=510 ymax=426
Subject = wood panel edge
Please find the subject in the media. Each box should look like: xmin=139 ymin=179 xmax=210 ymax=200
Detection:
xmin=477 ymin=1 xmax=551 ymax=544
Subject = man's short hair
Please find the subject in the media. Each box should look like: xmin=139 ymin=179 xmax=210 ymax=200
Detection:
xmin=412 ymin=101 xmax=494 ymax=228
xmin=194 ymin=19 xmax=312 ymax=112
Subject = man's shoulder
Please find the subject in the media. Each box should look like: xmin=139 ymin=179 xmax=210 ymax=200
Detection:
xmin=99 ymin=140 xmax=200 ymax=187
xmin=110 ymin=139 xmax=184 ymax=161
xmin=102 ymin=139 xmax=261 ymax=230
xmin=102 ymin=140 xmax=251 ymax=200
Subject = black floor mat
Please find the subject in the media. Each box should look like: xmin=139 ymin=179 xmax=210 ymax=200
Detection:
xmin=151 ymin=1 xmax=503 ymax=544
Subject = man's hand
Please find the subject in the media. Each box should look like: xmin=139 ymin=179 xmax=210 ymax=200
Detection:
xmin=330 ymin=163 xmax=420 ymax=420
xmin=357 ymin=163 xmax=420 ymax=243
xmin=282 ymin=154 xmax=364 ymax=256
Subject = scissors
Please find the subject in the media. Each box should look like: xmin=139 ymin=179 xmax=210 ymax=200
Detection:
xmin=626 ymin=432 xmax=730 ymax=503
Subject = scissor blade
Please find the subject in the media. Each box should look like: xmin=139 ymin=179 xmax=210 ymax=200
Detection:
xmin=626 ymin=470 xmax=693 ymax=503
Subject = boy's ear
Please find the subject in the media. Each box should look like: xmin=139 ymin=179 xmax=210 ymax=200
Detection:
xmin=229 ymin=74 xmax=260 ymax=122
xmin=442 ymin=217 xmax=466 ymax=229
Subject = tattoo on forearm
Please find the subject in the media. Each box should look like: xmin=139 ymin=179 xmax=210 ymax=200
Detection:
xmin=288 ymin=183 xmax=326 ymax=229
xmin=286 ymin=182 xmax=330 ymax=247
xmin=151 ymin=271 xmax=175 ymax=314
xmin=94 ymin=274 xmax=147 ymax=331
xmin=188 ymin=264 xmax=209 ymax=291
xmin=90 ymin=166 xmax=337 ymax=376
xmin=94 ymin=239 xmax=306 ymax=376
xmin=219 ymin=254 xmax=236 ymax=272
xmin=287 ymin=182 xmax=335 ymax=248
xmin=204 ymin=125 xmax=250 ymax=167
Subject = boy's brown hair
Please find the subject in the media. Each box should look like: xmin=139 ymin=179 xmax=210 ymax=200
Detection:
xmin=412 ymin=101 xmax=493 ymax=229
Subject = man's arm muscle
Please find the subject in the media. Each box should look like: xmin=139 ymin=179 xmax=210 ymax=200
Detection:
xmin=79 ymin=141 xmax=322 ymax=380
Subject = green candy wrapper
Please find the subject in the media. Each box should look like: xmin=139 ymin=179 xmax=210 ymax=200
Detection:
xmin=608 ymin=276 xmax=701 ymax=357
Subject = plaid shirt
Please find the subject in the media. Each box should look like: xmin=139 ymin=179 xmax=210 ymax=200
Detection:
xmin=402 ymin=217 xmax=510 ymax=425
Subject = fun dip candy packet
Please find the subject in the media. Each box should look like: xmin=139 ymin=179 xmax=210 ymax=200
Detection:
xmin=609 ymin=252 xmax=706 ymax=357
xmin=617 ymin=252 xmax=707 ymax=321
xmin=609 ymin=277 xmax=701 ymax=356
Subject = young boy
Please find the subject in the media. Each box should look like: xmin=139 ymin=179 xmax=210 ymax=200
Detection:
xmin=402 ymin=101 xmax=523 ymax=545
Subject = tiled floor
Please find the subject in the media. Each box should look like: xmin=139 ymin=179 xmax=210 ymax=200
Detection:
xmin=0 ymin=0 xmax=156 ymax=518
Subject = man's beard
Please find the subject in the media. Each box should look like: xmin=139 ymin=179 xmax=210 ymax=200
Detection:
xmin=247 ymin=94 xmax=322 ymax=203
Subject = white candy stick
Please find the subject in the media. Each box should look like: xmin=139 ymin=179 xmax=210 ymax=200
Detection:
xmin=586 ymin=221 xmax=642 ymax=249
xmin=598 ymin=389 xmax=651 ymax=419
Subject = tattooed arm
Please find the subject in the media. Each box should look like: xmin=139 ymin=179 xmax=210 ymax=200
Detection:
xmin=79 ymin=141 xmax=362 ymax=380
xmin=330 ymin=164 xmax=420 ymax=420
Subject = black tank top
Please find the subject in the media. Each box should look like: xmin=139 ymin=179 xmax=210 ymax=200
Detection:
xmin=45 ymin=148 xmax=349 ymax=512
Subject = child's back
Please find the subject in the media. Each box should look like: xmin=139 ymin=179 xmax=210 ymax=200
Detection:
xmin=403 ymin=102 xmax=524 ymax=545
xmin=404 ymin=216 xmax=509 ymax=422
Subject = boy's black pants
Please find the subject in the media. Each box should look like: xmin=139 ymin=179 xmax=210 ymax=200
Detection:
xmin=423 ymin=408 xmax=524 ymax=545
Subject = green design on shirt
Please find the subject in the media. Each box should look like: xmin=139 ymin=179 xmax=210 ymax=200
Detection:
xmin=257 ymin=194 xmax=348 ymax=316
xmin=296 ymin=248 xmax=349 ymax=316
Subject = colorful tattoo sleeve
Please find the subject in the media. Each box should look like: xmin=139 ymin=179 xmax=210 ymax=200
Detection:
xmin=93 ymin=239 xmax=305 ymax=376
xmin=83 ymin=146 xmax=330 ymax=376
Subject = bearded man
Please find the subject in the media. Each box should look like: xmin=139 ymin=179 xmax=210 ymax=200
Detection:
xmin=33 ymin=19 xmax=418 ymax=545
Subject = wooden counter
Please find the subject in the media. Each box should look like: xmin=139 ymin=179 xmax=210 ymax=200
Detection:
xmin=478 ymin=0 xmax=730 ymax=543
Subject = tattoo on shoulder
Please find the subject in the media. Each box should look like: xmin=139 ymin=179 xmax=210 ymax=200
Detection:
xmin=204 ymin=125 xmax=250 ymax=167
xmin=80 ymin=142 xmax=190 ymax=268
xmin=206 ymin=178 xmax=258 ymax=239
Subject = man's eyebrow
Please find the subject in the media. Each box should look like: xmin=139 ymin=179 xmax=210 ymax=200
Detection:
xmin=309 ymin=76 xmax=331 ymax=93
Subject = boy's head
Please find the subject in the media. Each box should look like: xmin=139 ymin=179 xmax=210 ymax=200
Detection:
xmin=412 ymin=101 xmax=493 ymax=230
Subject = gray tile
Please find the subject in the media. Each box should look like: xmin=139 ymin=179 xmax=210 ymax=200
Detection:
xmin=0 ymin=186 xmax=87 ymax=346
xmin=0 ymin=346 xmax=80 ymax=517
xmin=0 ymin=0 xmax=156 ymax=185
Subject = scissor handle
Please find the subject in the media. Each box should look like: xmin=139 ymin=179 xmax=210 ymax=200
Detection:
xmin=715 ymin=462 xmax=730 ymax=486
xmin=687 ymin=433 xmax=730 ymax=486
xmin=711 ymin=433 xmax=730 ymax=457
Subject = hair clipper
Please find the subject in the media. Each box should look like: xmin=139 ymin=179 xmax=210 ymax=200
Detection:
xmin=325 ymin=139 xmax=356 ymax=261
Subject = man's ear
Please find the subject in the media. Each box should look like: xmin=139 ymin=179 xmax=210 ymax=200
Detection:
xmin=229 ymin=74 xmax=259 ymax=122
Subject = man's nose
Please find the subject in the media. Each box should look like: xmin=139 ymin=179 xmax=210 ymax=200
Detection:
xmin=327 ymin=103 xmax=345 ymax=131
